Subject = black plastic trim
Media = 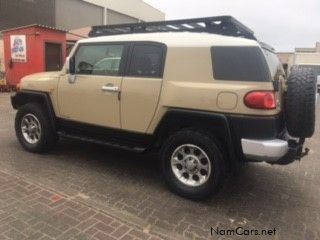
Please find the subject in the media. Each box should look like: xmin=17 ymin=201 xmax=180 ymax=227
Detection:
xmin=154 ymin=108 xmax=237 ymax=166
xmin=57 ymin=118 xmax=154 ymax=150
xmin=11 ymin=90 xmax=57 ymax=131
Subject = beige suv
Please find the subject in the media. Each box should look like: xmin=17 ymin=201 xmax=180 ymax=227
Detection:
xmin=11 ymin=16 xmax=317 ymax=199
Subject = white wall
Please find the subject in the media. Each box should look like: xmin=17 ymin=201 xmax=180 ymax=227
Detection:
xmin=294 ymin=53 xmax=320 ymax=65
xmin=56 ymin=0 xmax=104 ymax=30
xmin=83 ymin=0 xmax=165 ymax=24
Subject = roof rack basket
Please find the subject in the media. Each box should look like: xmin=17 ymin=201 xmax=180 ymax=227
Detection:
xmin=89 ymin=16 xmax=256 ymax=40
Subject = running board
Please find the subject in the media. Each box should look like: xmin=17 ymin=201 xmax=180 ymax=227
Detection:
xmin=57 ymin=132 xmax=146 ymax=153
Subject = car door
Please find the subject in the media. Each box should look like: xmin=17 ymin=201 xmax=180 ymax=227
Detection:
xmin=120 ymin=43 xmax=166 ymax=132
xmin=58 ymin=43 xmax=126 ymax=128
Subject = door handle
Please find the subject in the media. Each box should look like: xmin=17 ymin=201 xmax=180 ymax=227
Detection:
xmin=101 ymin=85 xmax=120 ymax=93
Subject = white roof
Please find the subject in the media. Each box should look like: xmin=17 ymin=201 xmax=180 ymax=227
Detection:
xmin=78 ymin=32 xmax=259 ymax=48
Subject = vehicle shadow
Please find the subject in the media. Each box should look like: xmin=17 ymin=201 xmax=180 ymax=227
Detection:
xmin=52 ymin=138 xmax=310 ymax=215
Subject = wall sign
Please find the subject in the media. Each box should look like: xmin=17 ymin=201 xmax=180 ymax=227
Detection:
xmin=10 ymin=35 xmax=27 ymax=62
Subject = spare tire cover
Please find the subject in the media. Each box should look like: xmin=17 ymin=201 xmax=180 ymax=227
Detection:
xmin=285 ymin=66 xmax=316 ymax=138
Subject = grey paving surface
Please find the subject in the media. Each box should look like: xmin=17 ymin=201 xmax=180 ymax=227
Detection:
xmin=0 ymin=93 xmax=320 ymax=240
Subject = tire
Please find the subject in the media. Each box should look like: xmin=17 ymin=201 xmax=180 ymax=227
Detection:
xmin=15 ymin=103 xmax=58 ymax=153
xmin=160 ymin=130 xmax=225 ymax=200
xmin=285 ymin=66 xmax=317 ymax=138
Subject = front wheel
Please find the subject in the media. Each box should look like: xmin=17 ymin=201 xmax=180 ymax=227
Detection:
xmin=15 ymin=103 xmax=58 ymax=153
xmin=161 ymin=130 xmax=225 ymax=200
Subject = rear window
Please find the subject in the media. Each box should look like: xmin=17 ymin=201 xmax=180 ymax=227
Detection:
xmin=211 ymin=46 xmax=271 ymax=82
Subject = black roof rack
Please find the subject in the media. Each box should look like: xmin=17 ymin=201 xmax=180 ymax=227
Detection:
xmin=89 ymin=16 xmax=256 ymax=40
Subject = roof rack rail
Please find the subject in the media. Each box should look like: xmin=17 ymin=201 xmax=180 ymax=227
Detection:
xmin=89 ymin=16 xmax=256 ymax=40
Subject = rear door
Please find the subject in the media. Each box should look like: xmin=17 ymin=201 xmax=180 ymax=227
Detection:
xmin=120 ymin=43 xmax=166 ymax=132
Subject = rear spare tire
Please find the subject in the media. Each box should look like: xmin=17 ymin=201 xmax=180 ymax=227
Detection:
xmin=285 ymin=66 xmax=316 ymax=138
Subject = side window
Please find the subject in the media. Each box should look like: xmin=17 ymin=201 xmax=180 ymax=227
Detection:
xmin=211 ymin=46 xmax=271 ymax=82
xmin=75 ymin=44 xmax=124 ymax=76
xmin=128 ymin=45 xmax=164 ymax=78
xmin=262 ymin=48 xmax=282 ymax=79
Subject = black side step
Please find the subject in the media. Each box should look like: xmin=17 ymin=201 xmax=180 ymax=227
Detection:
xmin=57 ymin=132 xmax=146 ymax=153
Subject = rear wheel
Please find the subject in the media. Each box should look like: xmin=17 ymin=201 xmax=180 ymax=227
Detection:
xmin=15 ymin=103 xmax=58 ymax=153
xmin=161 ymin=130 xmax=225 ymax=200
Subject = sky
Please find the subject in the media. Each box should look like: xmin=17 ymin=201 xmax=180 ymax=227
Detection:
xmin=144 ymin=0 xmax=319 ymax=52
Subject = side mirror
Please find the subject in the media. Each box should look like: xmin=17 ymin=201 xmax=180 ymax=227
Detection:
xmin=69 ymin=57 xmax=76 ymax=75
xmin=66 ymin=57 xmax=76 ymax=75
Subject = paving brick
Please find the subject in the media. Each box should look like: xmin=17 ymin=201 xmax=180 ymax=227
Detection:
xmin=76 ymin=218 xmax=98 ymax=231
xmin=4 ymin=228 xmax=27 ymax=240
xmin=64 ymin=207 xmax=82 ymax=218
xmin=55 ymin=213 xmax=81 ymax=226
xmin=38 ymin=190 xmax=53 ymax=199
xmin=84 ymin=226 xmax=98 ymax=237
xmin=36 ymin=197 xmax=53 ymax=205
xmin=120 ymin=234 xmax=135 ymax=240
xmin=110 ymin=220 xmax=122 ymax=229
xmin=77 ymin=209 xmax=96 ymax=221
xmin=93 ymin=213 xmax=113 ymax=224
xmin=111 ymin=225 xmax=131 ymax=238
xmin=25 ymin=231 xmax=44 ymax=240
xmin=129 ymin=229 xmax=151 ymax=240
xmin=56 ymin=228 xmax=80 ymax=240
xmin=94 ymin=231 xmax=117 ymax=240
xmin=9 ymin=219 xmax=29 ymax=231
xmin=49 ymin=198 xmax=66 ymax=208
xmin=93 ymin=222 xmax=115 ymax=234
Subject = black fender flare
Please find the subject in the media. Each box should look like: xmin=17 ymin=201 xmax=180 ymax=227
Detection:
xmin=11 ymin=90 xmax=57 ymax=131
xmin=154 ymin=108 xmax=237 ymax=167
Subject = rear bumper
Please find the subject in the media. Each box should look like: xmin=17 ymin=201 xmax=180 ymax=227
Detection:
xmin=241 ymin=137 xmax=307 ymax=164
xmin=241 ymin=139 xmax=288 ymax=162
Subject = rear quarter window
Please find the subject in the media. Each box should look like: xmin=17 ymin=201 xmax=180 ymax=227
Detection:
xmin=263 ymin=48 xmax=283 ymax=78
xmin=211 ymin=46 xmax=271 ymax=82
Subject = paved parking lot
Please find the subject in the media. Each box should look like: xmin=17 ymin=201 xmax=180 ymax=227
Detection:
xmin=0 ymin=93 xmax=320 ymax=240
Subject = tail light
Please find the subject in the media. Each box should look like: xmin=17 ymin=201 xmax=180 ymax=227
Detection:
xmin=244 ymin=91 xmax=276 ymax=109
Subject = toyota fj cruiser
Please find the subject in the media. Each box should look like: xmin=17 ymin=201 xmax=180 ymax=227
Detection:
xmin=11 ymin=16 xmax=317 ymax=199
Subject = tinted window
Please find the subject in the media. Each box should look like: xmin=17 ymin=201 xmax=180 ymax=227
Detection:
xmin=211 ymin=47 xmax=271 ymax=81
xmin=128 ymin=45 xmax=163 ymax=78
xmin=75 ymin=45 xmax=124 ymax=76
xmin=263 ymin=48 xmax=283 ymax=78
